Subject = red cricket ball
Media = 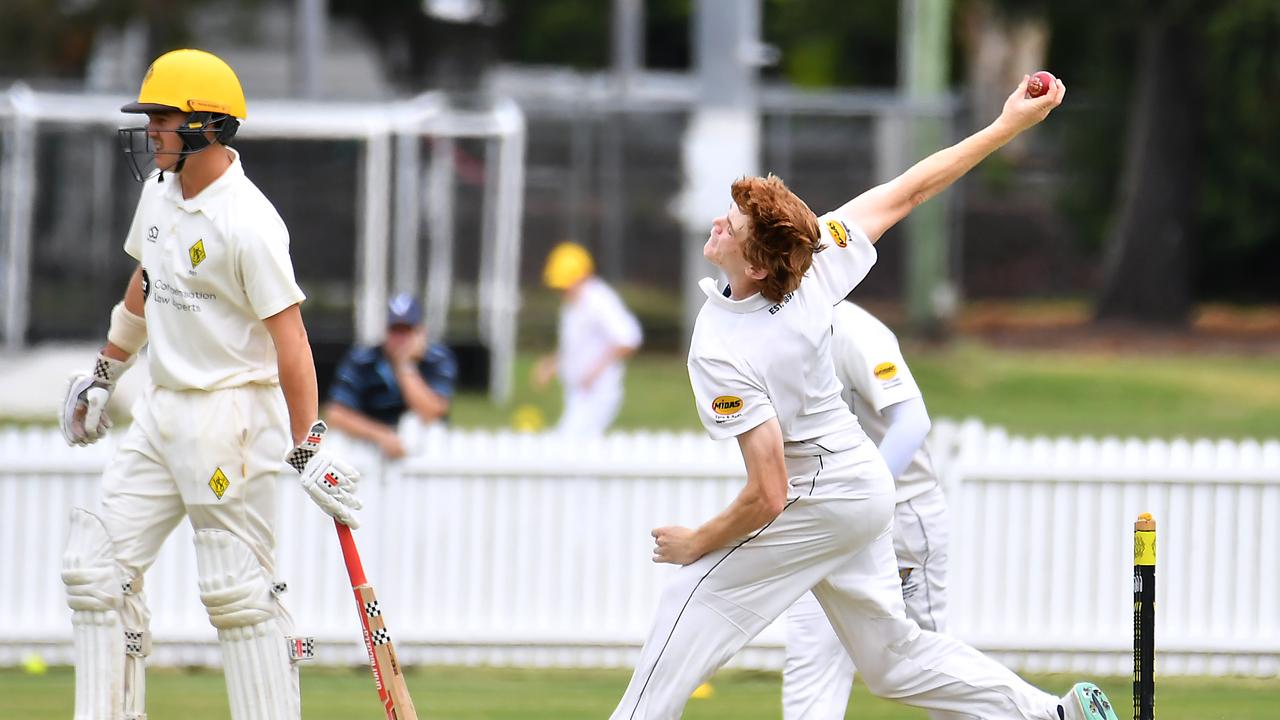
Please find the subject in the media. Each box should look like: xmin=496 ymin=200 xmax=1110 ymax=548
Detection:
xmin=1027 ymin=71 xmax=1056 ymax=98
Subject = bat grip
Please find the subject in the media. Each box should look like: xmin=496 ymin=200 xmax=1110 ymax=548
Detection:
xmin=334 ymin=519 xmax=368 ymax=587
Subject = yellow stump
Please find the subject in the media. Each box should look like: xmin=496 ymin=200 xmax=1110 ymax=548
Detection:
xmin=1133 ymin=512 xmax=1156 ymax=720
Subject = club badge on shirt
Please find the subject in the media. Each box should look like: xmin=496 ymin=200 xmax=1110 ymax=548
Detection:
xmin=208 ymin=466 xmax=230 ymax=499
xmin=189 ymin=239 xmax=207 ymax=271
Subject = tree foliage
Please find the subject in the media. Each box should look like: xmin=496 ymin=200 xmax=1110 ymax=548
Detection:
xmin=4 ymin=0 xmax=1274 ymax=308
xmin=0 ymin=0 xmax=190 ymax=80
xmin=1195 ymin=0 xmax=1280 ymax=301
xmin=1043 ymin=0 xmax=1280 ymax=308
xmin=761 ymin=0 xmax=899 ymax=87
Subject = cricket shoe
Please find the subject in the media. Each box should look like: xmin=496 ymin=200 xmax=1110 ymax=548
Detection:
xmin=1056 ymin=682 xmax=1119 ymax=720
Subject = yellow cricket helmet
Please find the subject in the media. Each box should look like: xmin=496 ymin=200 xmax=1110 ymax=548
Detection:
xmin=543 ymin=242 xmax=595 ymax=290
xmin=121 ymin=48 xmax=247 ymax=118
xmin=118 ymin=49 xmax=245 ymax=182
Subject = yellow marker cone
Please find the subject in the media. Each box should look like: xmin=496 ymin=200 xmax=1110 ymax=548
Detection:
xmin=512 ymin=404 xmax=546 ymax=432
xmin=691 ymin=682 xmax=715 ymax=699
xmin=22 ymin=652 xmax=47 ymax=675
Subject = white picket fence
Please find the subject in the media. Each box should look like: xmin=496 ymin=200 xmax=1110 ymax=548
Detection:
xmin=1 ymin=421 xmax=1277 ymax=677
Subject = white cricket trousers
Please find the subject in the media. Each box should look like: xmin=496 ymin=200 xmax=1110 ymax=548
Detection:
xmin=610 ymin=443 xmax=1059 ymax=720
xmin=783 ymin=483 xmax=951 ymax=720
xmin=98 ymin=383 xmax=295 ymax=640
xmin=556 ymin=377 xmax=623 ymax=436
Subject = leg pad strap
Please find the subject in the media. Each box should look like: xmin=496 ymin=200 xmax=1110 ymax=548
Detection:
xmin=194 ymin=529 xmax=300 ymax=720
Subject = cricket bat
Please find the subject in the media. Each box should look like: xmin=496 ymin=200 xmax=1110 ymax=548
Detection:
xmin=336 ymin=519 xmax=418 ymax=719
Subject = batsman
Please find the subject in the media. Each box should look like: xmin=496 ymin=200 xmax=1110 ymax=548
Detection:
xmin=59 ymin=49 xmax=361 ymax=719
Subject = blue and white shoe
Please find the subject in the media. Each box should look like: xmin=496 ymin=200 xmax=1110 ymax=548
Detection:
xmin=1057 ymin=682 xmax=1119 ymax=720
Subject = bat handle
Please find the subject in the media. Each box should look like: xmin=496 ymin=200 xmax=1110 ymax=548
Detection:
xmin=334 ymin=519 xmax=368 ymax=587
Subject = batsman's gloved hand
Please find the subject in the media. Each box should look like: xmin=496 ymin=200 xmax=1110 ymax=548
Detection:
xmin=60 ymin=353 xmax=129 ymax=447
xmin=286 ymin=420 xmax=362 ymax=529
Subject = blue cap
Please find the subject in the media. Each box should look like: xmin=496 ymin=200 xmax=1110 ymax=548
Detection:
xmin=387 ymin=293 xmax=423 ymax=326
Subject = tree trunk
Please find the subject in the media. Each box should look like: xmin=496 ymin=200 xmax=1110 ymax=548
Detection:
xmin=959 ymin=0 xmax=1049 ymax=161
xmin=1094 ymin=17 xmax=1198 ymax=325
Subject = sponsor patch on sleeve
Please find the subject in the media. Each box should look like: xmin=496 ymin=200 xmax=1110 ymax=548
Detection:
xmin=873 ymin=362 xmax=897 ymax=381
xmin=873 ymin=361 xmax=904 ymax=390
xmin=827 ymin=220 xmax=850 ymax=248
xmin=711 ymin=395 xmax=744 ymax=422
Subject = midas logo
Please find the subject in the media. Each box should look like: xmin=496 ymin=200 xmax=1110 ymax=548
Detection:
xmin=712 ymin=395 xmax=743 ymax=415
xmin=873 ymin=362 xmax=897 ymax=381
xmin=827 ymin=220 xmax=850 ymax=248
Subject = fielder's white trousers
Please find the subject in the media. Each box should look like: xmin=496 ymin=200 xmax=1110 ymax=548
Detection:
xmin=556 ymin=377 xmax=623 ymax=436
xmin=611 ymin=443 xmax=1059 ymax=720
xmin=98 ymin=384 xmax=296 ymax=651
xmin=783 ymin=483 xmax=951 ymax=720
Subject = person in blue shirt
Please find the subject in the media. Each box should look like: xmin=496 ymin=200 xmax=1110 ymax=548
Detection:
xmin=324 ymin=293 xmax=458 ymax=457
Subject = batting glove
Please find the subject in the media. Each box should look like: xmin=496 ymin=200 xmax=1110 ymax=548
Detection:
xmin=286 ymin=420 xmax=362 ymax=529
xmin=59 ymin=353 xmax=128 ymax=447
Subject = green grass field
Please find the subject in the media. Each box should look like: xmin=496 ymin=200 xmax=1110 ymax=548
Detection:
xmin=450 ymin=343 xmax=1280 ymax=439
xmin=4 ymin=666 xmax=1277 ymax=719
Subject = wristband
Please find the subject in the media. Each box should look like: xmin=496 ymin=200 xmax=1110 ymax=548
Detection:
xmin=106 ymin=301 xmax=148 ymax=356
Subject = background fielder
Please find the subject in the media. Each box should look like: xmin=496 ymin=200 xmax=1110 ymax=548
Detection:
xmin=533 ymin=242 xmax=643 ymax=435
xmin=60 ymin=49 xmax=360 ymax=720
xmin=783 ymin=300 xmax=950 ymax=720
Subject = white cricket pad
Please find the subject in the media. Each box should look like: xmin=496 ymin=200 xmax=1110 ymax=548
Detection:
xmin=194 ymin=529 xmax=300 ymax=720
xmin=62 ymin=509 xmax=129 ymax=719
xmin=121 ymin=579 xmax=149 ymax=720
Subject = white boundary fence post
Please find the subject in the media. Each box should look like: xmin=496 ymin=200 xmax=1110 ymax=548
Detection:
xmin=1 ymin=421 xmax=1277 ymax=676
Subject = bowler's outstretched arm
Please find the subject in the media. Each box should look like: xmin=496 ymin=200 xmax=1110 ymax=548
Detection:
xmin=840 ymin=75 xmax=1066 ymax=243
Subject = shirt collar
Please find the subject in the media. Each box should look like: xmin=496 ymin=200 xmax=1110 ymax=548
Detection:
xmin=699 ymin=277 xmax=771 ymax=314
xmin=162 ymin=147 xmax=245 ymax=218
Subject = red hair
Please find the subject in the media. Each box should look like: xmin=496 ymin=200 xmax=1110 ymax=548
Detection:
xmin=731 ymin=175 xmax=823 ymax=302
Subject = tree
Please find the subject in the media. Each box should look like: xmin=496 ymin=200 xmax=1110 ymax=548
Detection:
xmin=957 ymin=0 xmax=1050 ymax=160
xmin=0 ymin=0 xmax=190 ymax=80
xmin=1093 ymin=4 xmax=1200 ymax=325
xmin=1193 ymin=0 xmax=1280 ymax=302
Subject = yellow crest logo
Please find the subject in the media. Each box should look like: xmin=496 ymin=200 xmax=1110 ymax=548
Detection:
xmin=711 ymin=395 xmax=743 ymax=416
xmin=189 ymin=239 xmax=207 ymax=268
xmin=873 ymin=362 xmax=898 ymax=381
xmin=208 ymin=467 xmax=230 ymax=499
xmin=827 ymin=220 xmax=849 ymax=248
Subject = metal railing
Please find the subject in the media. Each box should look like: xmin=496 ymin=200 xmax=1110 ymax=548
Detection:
xmin=0 ymin=85 xmax=525 ymax=401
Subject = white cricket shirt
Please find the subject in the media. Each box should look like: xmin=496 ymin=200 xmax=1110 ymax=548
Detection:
xmin=688 ymin=211 xmax=877 ymax=465
xmin=556 ymin=277 xmax=643 ymax=391
xmin=123 ymin=150 xmax=306 ymax=391
xmin=832 ymin=302 xmax=940 ymax=503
